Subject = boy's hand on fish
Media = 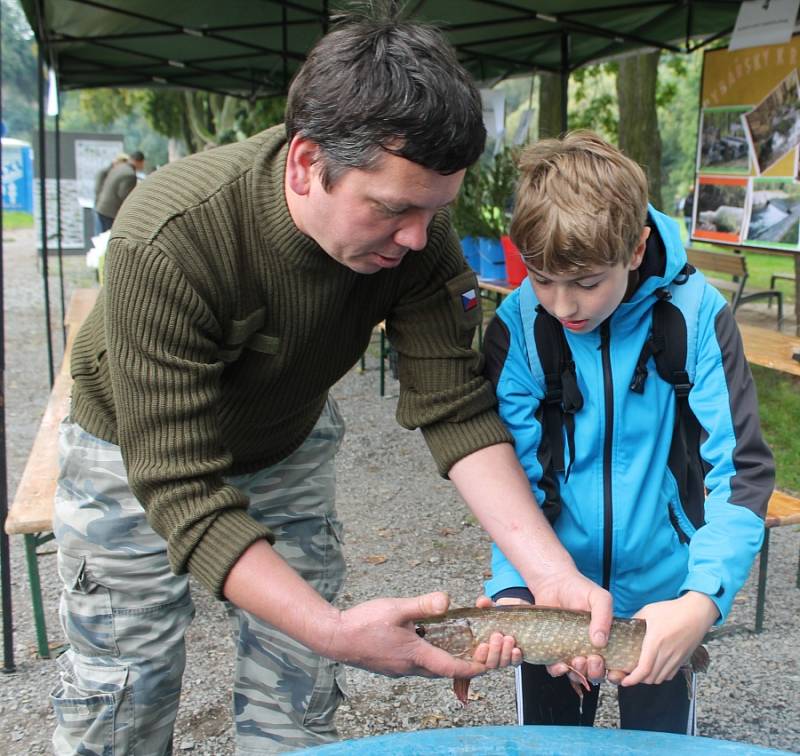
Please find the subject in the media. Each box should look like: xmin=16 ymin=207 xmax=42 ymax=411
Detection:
xmin=530 ymin=569 xmax=613 ymax=651
xmin=615 ymin=591 xmax=718 ymax=686
xmin=470 ymin=595 xmax=523 ymax=668
xmin=482 ymin=584 xmax=611 ymax=686
xmin=328 ymin=591 xmax=489 ymax=680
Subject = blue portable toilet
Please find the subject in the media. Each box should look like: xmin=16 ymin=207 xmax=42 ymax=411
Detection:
xmin=2 ymin=137 xmax=35 ymax=213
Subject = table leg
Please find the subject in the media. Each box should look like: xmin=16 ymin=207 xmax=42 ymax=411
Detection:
xmin=754 ymin=527 xmax=770 ymax=634
xmin=24 ymin=534 xmax=50 ymax=659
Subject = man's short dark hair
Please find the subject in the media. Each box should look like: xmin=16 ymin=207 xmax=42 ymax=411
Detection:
xmin=130 ymin=150 xmax=145 ymax=162
xmin=285 ymin=6 xmax=486 ymax=188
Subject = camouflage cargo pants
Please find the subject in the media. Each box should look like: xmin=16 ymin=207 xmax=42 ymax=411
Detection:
xmin=51 ymin=396 xmax=347 ymax=755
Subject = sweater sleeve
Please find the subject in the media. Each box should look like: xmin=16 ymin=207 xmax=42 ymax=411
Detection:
xmin=679 ymin=289 xmax=774 ymax=621
xmin=387 ymin=214 xmax=512 ymax=475
xmin=104 ymin=238 xmax=273 ymax=597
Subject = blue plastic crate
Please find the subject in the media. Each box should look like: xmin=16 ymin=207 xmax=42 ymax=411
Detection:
xmin=478 ymin=237 xmax=505 ymax=280
xmin=460 ymin=236 xmax=481 ymax=273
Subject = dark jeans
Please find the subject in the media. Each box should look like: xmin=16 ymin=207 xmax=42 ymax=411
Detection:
xmin=94 ymin=211 xmax=114 ymax=234
xmin=516 ymin=662 xmax=696 ymax=734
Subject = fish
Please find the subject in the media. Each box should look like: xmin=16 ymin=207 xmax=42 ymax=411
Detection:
xmin=415 ymin=605 xmax=710 ymax=704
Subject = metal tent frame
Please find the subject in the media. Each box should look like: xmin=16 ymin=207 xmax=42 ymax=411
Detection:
xmin=2 ymin=0 xmax=742 ymax=672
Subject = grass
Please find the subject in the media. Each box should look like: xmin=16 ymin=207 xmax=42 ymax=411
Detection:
xmin=752 ymin=366 xmax=800 ymax=495
xmin=2 ymin=211 xmax=34 ymax=231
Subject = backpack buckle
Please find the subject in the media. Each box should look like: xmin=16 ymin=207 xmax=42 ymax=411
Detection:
xmin=544 ymin=387 xmax=562 ymax=405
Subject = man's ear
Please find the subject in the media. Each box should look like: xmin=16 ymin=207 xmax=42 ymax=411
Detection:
xmin=629 ymin=226 xmax=651 ymax=271
xmin=285 ymin=136 xmax=320 ymax=196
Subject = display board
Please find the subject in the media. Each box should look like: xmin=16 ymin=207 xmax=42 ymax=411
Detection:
xmin=693 ymin=35 xmax=800 ymax=251
xmin=32 ymin=131 xmax=123 ymax=251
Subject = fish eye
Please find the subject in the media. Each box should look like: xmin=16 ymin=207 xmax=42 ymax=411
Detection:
xmin=415 ymin=625 xmax=426 ymax=638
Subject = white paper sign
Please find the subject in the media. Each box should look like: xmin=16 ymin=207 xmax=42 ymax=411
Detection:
xmin=481 ymin=88 xmax=506 ymax=154
xmin=728 ymin=0 xmax=800 ymax=51
xmin=513 ymin=109 xmax=534 ymax=146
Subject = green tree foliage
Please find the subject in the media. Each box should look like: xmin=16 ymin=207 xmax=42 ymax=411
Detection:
xmin=657 ymin=52 xmax=702 ymax=214
xmin=1 ymin=0 xmax=38 ymax=139
xmin=569 ymin=63 xmax=619 ymax=142
xmin=77 ymin=88 xmax=286 ymax=157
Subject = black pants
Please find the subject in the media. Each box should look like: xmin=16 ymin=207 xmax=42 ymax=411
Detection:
xmin=516 ymin=662 xmax=696 ymax=734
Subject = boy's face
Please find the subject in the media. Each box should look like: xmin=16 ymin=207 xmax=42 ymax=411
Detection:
xmin=529 ymin=227 xmax=650 ymax=334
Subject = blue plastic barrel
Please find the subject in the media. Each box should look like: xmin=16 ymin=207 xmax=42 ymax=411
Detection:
xmin=294 ymin=725 xmax=794 ymax=755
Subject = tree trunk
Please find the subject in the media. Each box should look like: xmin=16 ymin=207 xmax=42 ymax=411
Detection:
xmin=538 ymin=71 xmax=564 ymax=140
xmin=616 ymin=50 xmax=663 ymax=211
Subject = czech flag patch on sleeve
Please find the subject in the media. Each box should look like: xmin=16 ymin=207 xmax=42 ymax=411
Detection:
xmin=446 ymin=270 xmax=482 ymax=332
xmin=461 ymin=288 xmax=478 ymax=312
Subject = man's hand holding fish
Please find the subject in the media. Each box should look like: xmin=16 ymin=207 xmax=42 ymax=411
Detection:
xmin=319 ymin=590 xmax=522 ymax=679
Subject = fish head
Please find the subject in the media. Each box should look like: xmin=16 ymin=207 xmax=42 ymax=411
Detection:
xmin=415 ymin=618 xmax=474 ymax=658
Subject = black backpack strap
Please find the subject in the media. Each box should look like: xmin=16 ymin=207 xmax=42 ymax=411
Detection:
xmin=533 ymin=306 xmax=583 ymax=481
xmin=628 ymin=263 xmax=705 ymax=533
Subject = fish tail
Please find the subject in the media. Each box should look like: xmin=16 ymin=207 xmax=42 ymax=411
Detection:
xmin=453 ymin=678 xmax=471 ymax=705
xmin=689 ymin=645 xmax=710 ymax=673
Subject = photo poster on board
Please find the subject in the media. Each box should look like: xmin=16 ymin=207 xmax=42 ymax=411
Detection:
xmin=693 ymin=34 xmax=800 ymax=251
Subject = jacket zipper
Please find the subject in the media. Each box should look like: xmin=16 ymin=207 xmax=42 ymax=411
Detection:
xmin=600 ymin=321 xmax=613 ymax=590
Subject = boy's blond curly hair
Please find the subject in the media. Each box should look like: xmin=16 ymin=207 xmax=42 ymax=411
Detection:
xmin=509 ymin=130 xmax=649 ymax=274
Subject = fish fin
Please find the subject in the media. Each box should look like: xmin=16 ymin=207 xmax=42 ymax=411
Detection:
xmin=564 ymin=663 xmax=591 ymax=693
xmin=569 ymin=679 xmax=584 ymax=714
xmin=689 ymin=645 xmax=710 ymax=673
xmin=453 ymin=678 xmax=470 ymax=705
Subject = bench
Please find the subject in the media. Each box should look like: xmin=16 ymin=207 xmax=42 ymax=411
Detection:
xmin=5 ymin=287 xmax=98 ymax=658
xmin=686 ymin=247 xmax=783 ymax=328
xmin=738 ymin=323 xmax=800 ymax=379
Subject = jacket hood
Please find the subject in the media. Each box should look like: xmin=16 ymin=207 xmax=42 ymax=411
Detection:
xmin=625 ymin=204 xmax=687 ymax=307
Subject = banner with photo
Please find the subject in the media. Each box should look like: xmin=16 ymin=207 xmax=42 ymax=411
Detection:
xmin=693 ymin=34 xmax=800 ymax=250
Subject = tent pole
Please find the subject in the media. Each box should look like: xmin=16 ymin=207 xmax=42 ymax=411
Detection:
xmin=37 ymin=46 xmax=55 ymax=388
xmin=54 ymin=112 xmax=66 ymax=345
xmin=560 ymin=32 xmax=569 ymax=134
xmin=0 ymin=25 xmax=17 ymax=674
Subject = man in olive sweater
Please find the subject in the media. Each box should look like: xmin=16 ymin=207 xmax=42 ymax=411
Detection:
xmin=52 ymin=10 xmax=613 ymax=755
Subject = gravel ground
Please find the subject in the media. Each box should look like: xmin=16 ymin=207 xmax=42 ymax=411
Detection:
xmin=1 ymin=228 xmax=798 ymax=754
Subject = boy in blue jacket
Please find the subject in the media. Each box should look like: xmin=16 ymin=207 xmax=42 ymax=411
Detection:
xmin=482 ymin=131 xmax=774 ymax=734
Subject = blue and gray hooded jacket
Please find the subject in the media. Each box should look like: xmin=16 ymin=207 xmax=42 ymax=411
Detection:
xmin=482 ymin=207 xmax=774 ymax=622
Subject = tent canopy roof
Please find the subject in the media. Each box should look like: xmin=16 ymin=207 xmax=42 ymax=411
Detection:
xmin=21 ymin=0 xmax=742 ymax=98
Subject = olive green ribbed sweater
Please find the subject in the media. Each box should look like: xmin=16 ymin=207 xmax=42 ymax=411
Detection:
xmin=70 ymin=126 xmax=511 ymax=597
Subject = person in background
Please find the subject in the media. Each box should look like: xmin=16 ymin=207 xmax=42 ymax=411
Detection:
xmin=51 ymin=8 xmax=612 ymax=755
xmin=482 ymin=131 xmax=773 ymax=734
xmin=94 ymin=149 xmax=145 ymax=232
xmin=92 ymin=153 xmax=128 ymax=235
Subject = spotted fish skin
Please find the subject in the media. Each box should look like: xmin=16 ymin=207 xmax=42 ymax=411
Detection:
xmin=417 ymin=605 xmax=646 ymax=670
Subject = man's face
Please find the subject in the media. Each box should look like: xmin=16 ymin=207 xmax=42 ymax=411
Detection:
xmin=528 ymin=228 xmax=649 ymax=334
xmin=286 ymin=138 xmax=465 ymax=274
